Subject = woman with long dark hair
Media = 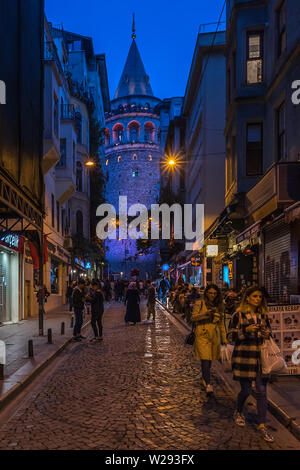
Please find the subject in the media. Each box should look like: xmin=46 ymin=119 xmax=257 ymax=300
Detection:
xmin=228 ymin=286 xmax=274 ymax=443
xmin=191 ymin=284 xmax=227 ymax=395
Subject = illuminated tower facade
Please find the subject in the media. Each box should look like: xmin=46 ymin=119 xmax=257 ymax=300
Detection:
xmin=104 ymin=21 xmax=163 ymax=278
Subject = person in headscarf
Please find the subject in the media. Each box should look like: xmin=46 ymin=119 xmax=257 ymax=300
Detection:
xmin=124 ymin=282 xmax=141 ymax=325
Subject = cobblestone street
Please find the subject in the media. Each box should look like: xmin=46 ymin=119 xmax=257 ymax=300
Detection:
xmin=0 ymin=302 xmax=299 ymax=451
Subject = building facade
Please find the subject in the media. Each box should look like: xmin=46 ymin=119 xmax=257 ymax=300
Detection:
xmin=0 ymin=0 xmax=44 ymax=325
xmin=38 ymin=21 xmax=108 ymax=313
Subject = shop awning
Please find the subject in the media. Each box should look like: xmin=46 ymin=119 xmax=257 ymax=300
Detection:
xmin=285 ymin=202 xmax=300 ymax=223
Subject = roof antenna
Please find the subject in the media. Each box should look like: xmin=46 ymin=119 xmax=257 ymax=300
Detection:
xmin=132 ymin=13 xmax=136 ymax=40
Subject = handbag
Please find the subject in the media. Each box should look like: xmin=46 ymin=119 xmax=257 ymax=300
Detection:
xmin=185 ymin=325 xmax=195 ymax=345
xmin=260 ymin=337 xmax=287 ymax=375
xmin=220 ymin=344 xmax=234 ymax=372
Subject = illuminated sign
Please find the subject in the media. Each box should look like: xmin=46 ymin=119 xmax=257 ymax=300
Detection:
xmin=206 ymin=245 xmax=218 ymax=257
xmin=228 ymin=262 xmax=233 ymax=280
xmin=0 ymin=234 xmax=19 ymax=249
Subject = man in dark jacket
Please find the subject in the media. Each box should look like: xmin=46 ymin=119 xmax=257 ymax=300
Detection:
xmin=72 ymin=279 xmax=86 ymax=342
xmin=88 ymin=281 xmax=105 ymax=341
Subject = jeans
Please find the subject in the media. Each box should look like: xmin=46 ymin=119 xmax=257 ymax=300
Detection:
xmin=201 ymin=360 xmax=212 ymax=385
xmin=73 ymin=308 xmax=84 ymax=337
xmin=91 ymin=311 xmax=103 ymax=338
xmin=237 ymin=373 xmax=268 ymax=424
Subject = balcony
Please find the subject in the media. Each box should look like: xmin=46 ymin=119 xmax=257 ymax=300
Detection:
xmin=105 ymin=104 xmax=160 ymax=120
xmin=61 ymin=104 xmax=75 ymax=121
xmin=245 ymin=162 xmax=300 ymax=221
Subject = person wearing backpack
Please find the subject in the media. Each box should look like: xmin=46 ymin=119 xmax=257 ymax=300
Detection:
xmin=227 ymin=286 xmax=274 ymax=443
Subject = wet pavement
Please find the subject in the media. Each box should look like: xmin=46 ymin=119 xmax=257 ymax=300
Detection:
xmin=0 ymin=301 xmax=299 ymax=450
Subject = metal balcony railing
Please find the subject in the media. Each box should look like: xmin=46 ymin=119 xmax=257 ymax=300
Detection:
xmin=61 ymin=104 xmax=75 ymax=121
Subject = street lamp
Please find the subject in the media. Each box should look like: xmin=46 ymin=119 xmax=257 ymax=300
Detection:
xmin=85 ymin=159 xmax=95 ymax=167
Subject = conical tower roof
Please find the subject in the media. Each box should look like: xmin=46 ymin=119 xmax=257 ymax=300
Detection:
xmin=114 ymin=39 xmax=153 ymax=99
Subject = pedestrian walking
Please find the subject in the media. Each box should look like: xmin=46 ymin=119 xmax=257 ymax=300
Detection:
xmin=72 ymin=279 xmax=87 ymax=342
xmin=147 ymin=282 xmax=156 ymax=322
xmin=228 ymin=286 xmax=275 ymax=443
xmin=88 ymin=281 xmax=104 ymax=342
xmin=66 ymin=282 xmax=74 ymax=312
xmin=191 ymin=284 xmax=227 ymax=395
xmin=124 ymin=282 xmax=141 ymax=325
xmin=104 ymin=279 xmax=112 ymax=301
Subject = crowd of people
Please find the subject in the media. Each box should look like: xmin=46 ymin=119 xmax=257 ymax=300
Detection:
xmin=66 ymin=275 xmax=276 ymax=444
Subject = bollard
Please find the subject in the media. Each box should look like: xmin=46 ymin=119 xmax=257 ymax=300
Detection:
xmin=61 ymin=322 xmax=65 ymax=335
xmin=47 ymin=328 xmax=53 ymax=344
xmin=28 ymin=340 xmax=34 ymax=358
xmin=70 ymin=316 xmax=74 ymax=328
xmin=0 ymin=363 xmax=4 ymax=380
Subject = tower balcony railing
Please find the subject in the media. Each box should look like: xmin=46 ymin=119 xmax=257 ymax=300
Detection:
xmin=105 ymin=104 xmax=160 ymax=119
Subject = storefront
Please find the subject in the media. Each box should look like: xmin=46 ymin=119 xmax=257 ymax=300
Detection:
xmin=264 ymin=217 xmax=291 ymax=304
xmin=0 ymin=235 xmax=21 ymax=324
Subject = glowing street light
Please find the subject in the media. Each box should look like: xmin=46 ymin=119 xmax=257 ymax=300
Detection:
xmin=85 ymin=159 xmax=95 ymax=167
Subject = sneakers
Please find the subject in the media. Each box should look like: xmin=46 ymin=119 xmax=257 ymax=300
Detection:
xmin=257 ymin=425 xmax=275 ymax=443
xmin=206 ymin=384 xmax=214 ymax=395
xmin=90 ymin=337 xmax=98 ymax=342
xmin=72 ymin=337 xmax=82 ymax=342
xmin=234 ymin=411 xmax=246 ymax=427
xmin=79 ymin=335 xmax=87 ymax=340
xmin=98 ymin=336 xmax=103 ymax=341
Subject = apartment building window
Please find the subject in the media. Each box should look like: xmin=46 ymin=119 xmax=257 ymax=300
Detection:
xmin=75 ymin=112 xmax=82 ymax=144
xmin=73 ymin=142 xmax=76 ymax=172
xmin=132 ymin=169 xmax=139 ymax=178
xmin=227 ymin=68 xmax=231 ymax=103
xmin=51 ymin=194 xmax=55 ymax=227
xmin=233 ymin=51 xmax=237 ymax=89
xmin=277 ymin=101 xmax=286 ymax=161
xmin=57 ymin=139 xmax=67 ymax=168
xmin=246 ymin=123 xmax=263 ymax=175
xmin=246 ymin=32 xmax=263 ymax=84
xmin=62 ymin=209 xmax=65 ymax=235
xmin=277 ymin=1 xmax=286 ymax=57
xmin=76 ymin=211 xmax=83 ymax=237
xmin=56 ymin=201 xmax=60 ymax=232
xmin=76 ymin=162 xmax=83 ymax=192
xmin=54 ymin=94 xmax=59 ymax=135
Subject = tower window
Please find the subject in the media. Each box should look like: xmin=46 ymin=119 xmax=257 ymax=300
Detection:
xmin=106 ymin=159 xmax=109 ymax=166
xmin=118 ymin=155 xmax=122 ymax=163
xmin=133 ymin=154 xmax=138 ymax=161
xmin=148 ymin=155 xmax=152 ymax=161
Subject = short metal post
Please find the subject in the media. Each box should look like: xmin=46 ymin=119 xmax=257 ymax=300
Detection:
xmin=70 ymin=316 xmax=74 ymax=328
xmin=0 ymin=363 xmax=4 ymax=380
xmin=47 ymin=328 xmax=53 ymax=344
xmin=61 ymin=322 xmax=65 ymax=335
xmin=28 ymin=340 xmax=34 ymax=358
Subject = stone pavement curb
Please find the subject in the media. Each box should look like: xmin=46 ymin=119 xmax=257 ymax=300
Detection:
xmin=157 ymin=300 xmax=300 ymax=442
xmin=0 ymin=319 xmax=91 ymax=412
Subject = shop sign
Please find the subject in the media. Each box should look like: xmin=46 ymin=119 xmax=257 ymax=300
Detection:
xmin=75 ymin=257 xmax=86 ymax=268
xmin=0 ymin=234 xmax=19 ymax=250
xmin=236 ymin=222 xmax=260 ymax=244
xmin=191 ymin=257 xmax=201 ymax=267
xmin=268 ymin=305 xmax=300 ymax=374
xmin=228 ymin=262 xmax=233 ymax=280
xmin=206 ymin=245 xmax=218 ymax=257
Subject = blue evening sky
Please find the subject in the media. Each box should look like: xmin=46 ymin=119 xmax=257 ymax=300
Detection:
xmin=45 ymin=0 xmax=225 ymax=100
